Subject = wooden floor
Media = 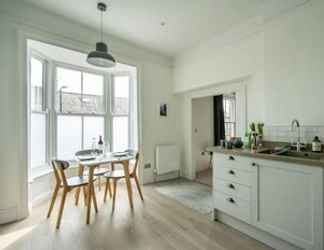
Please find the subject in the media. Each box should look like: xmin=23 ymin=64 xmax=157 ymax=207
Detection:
xmin=0 ymin=181 xmax=272 ymax=250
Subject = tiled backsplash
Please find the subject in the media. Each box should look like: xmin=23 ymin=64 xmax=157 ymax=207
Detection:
xmin=263 ymin=125 xmax=324 ymax=144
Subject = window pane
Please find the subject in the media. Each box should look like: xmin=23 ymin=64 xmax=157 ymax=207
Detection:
xmin=113 ymin=76 xmax=129 ymax=115
xmin=82 ymin=73 xmax=105 ymax=114
xmin=30 ymin=57 xmax=43 ymax=111
xmin=30 ymin=113 xmax=46 ymax=168
xmin=223 ymin=95 xmax=236 ymax=123
xmin=83 ymin=116 xmax=105 ymax=149
xmin=57 ymin=115 xmax=82 ymax=160
xmin=56 ymin=67 xmax=82 ymax=113
xmin=225 ymin=122 xmax=235 ymax=140
xmin=113 ymin=116 xmax=128 ymax=152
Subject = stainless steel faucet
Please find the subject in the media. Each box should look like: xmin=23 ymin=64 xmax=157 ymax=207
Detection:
xmin=291 ymin=119 xmax=301 ymax=152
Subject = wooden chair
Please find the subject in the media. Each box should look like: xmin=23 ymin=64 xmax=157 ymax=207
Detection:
xmin=103 ymin=151 xmax=144 ymax=210
xmin=47 ymin=160 xmax=98 ymax=229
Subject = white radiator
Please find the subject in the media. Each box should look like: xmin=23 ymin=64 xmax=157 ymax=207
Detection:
xmin=155 ymin=144 xmax=180 ymax=175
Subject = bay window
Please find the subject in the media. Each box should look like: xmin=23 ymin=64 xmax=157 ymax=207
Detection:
xmin=28 ymin=42 xmax=138 ymax=172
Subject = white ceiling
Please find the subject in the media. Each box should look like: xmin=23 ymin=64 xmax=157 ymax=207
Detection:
xmin=23 ymin=0 xmax=268 ymax=56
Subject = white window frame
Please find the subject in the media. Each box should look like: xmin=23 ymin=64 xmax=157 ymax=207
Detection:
xmin=223 ymin=93 xmax=237 ymax=139
xmin=29 ymin=51 xmax=50 ymax=170
xmin=28 ymin=48 xmax=138 ymax=175
xmin=52 ymin=62 xmax=108 ymax=159
xmin=110 ymin=72 xmax=132 ymax=152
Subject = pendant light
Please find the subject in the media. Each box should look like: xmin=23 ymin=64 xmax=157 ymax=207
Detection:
xmin=87 ymin=2 xmax=116 ymax=68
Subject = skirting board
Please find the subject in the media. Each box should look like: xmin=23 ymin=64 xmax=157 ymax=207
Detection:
xmin=154 ymin=170 xmax=180 ymax=183
xmin=31 ymin=191 xmax=52 ymax=208
xmin=214 ymin=210 xmax=301 ymax=250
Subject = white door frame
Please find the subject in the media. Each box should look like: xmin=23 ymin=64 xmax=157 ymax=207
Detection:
xmin=182 ymin=79 xmax=248 ymax=180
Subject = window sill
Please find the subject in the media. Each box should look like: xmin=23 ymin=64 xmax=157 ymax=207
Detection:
xmin=30 ymin=165 xmax=52 ymax=182
xmin=29 ymin=162 xmax=79 ymax=181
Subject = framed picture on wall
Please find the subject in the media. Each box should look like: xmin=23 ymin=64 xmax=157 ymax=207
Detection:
xmin=160 ymin=103 xmax=167 ymax=116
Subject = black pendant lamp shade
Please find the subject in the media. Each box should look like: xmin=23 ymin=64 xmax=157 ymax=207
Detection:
xmin=87 ymin=3 xmax=116 ymax=68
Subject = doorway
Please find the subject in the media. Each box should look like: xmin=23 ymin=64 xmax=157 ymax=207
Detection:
xmin=191 ymin=92 xmax=238 ymax=187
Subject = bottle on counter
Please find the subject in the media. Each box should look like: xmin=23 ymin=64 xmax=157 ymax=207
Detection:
xmin=312 ymin=136 xmax=322 ymax=152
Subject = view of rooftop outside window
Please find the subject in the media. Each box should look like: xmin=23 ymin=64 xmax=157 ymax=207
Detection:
xmin=55 ymin=67 xmax=104 ymax=114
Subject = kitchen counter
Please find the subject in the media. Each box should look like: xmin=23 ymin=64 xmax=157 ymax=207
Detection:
xmin=206 ymin=146 xmax=324 ymax=168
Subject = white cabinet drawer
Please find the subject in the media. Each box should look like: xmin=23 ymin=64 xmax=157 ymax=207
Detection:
xmin=214 ymin=178 xmax=251 ymax=201
xmin=214 ymin=165 xmax=251 ymax=186
xmin=213 ymin=153 xmax=252 ymax=172
xmin=213 ymin=191 xmax=251 ymax=224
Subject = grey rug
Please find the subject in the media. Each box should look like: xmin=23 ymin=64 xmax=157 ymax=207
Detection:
xmin=152 ymin=178 xmax=213 ymax=216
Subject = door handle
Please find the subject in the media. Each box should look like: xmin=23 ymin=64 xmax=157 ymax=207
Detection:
xmin=228 ymin=156 xmax=235 ymax=161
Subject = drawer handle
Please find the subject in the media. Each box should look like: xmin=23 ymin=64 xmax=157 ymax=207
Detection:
xmin=228 ymin=156 xmax=235 ymax=161
xmin=252 ymin=162 xmax=257 ymax=167
xmin=228 ymin=198 xmax=235 ymax=204
xmin=228 ymin=183 xmax=235 ymax=189
xmin=229 ymin=170 xmax=235 ymax=175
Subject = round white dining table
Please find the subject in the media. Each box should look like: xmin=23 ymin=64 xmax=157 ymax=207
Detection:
xmin=76 ymin=153 xmax=136 ymax=224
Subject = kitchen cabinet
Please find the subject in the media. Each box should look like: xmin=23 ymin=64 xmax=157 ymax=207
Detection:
xmin=213 ymin=152 xmax=323 ymax=250
xmin=251 ymin=158 xmax=323 ymax=250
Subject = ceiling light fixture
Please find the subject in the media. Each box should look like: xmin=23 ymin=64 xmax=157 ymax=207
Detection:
xmin=87 ymin=2 xmax=116 ymax=68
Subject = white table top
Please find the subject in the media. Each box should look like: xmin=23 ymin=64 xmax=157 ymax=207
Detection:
xmin=76 ymin=152 xmax=135 ymax=167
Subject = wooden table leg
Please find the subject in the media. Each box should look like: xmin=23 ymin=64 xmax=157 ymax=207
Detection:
xmin=86 ymin=165 xmax=95 ymax=224
xmin=123 ymin=160 xmax=133 ymax=209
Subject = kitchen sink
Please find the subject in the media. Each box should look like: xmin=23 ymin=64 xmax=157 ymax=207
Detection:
xmin=257 ymin=148 xmax=323 ymax=160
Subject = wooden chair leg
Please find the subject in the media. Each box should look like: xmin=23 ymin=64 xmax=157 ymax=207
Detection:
xmin=91 ymin=183 xmax=98 ymax=213
xmin=104 ymin=179 xmax=111 ymax=203
xmin=47 ymin=184 xmax=59 ymax=218
xmin=108 ymin=179 xmax=112 ymax=198
xmin=56 ymin=189 xmax=68 ymax=229
xmin=76 ymin=164 xmax=84 ymax=206
xmin=98 ymin=176 xmax=101 ymax=191
xmin=112 ymin=179 xmax=117 ymax=211
xmin=134 ymin=175 xmax=144 ymax=201
xmin=83 ymin=186 xmax=88 ymax=206
xmin=75 ymin=187 xmax=81 ymax=206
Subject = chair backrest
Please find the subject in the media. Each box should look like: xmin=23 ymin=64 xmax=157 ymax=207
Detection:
xmin=51 ymin=160 xmax=70 ymax=188
xmin=131 ymin=152 xmax=140 ymax=176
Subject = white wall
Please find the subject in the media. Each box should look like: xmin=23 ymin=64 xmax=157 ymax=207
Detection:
xmin=175 ymin=0 xmax=324 ymax=126
xmin=0 ymin=0 xmax=177 ymax=223
xmin=174 ymin=0 xmax=324 ymax=178
xmin=263 ymin=0 xmax=324 ymax=126
xmin=192 ymin=97 xmax=213 ymax=173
